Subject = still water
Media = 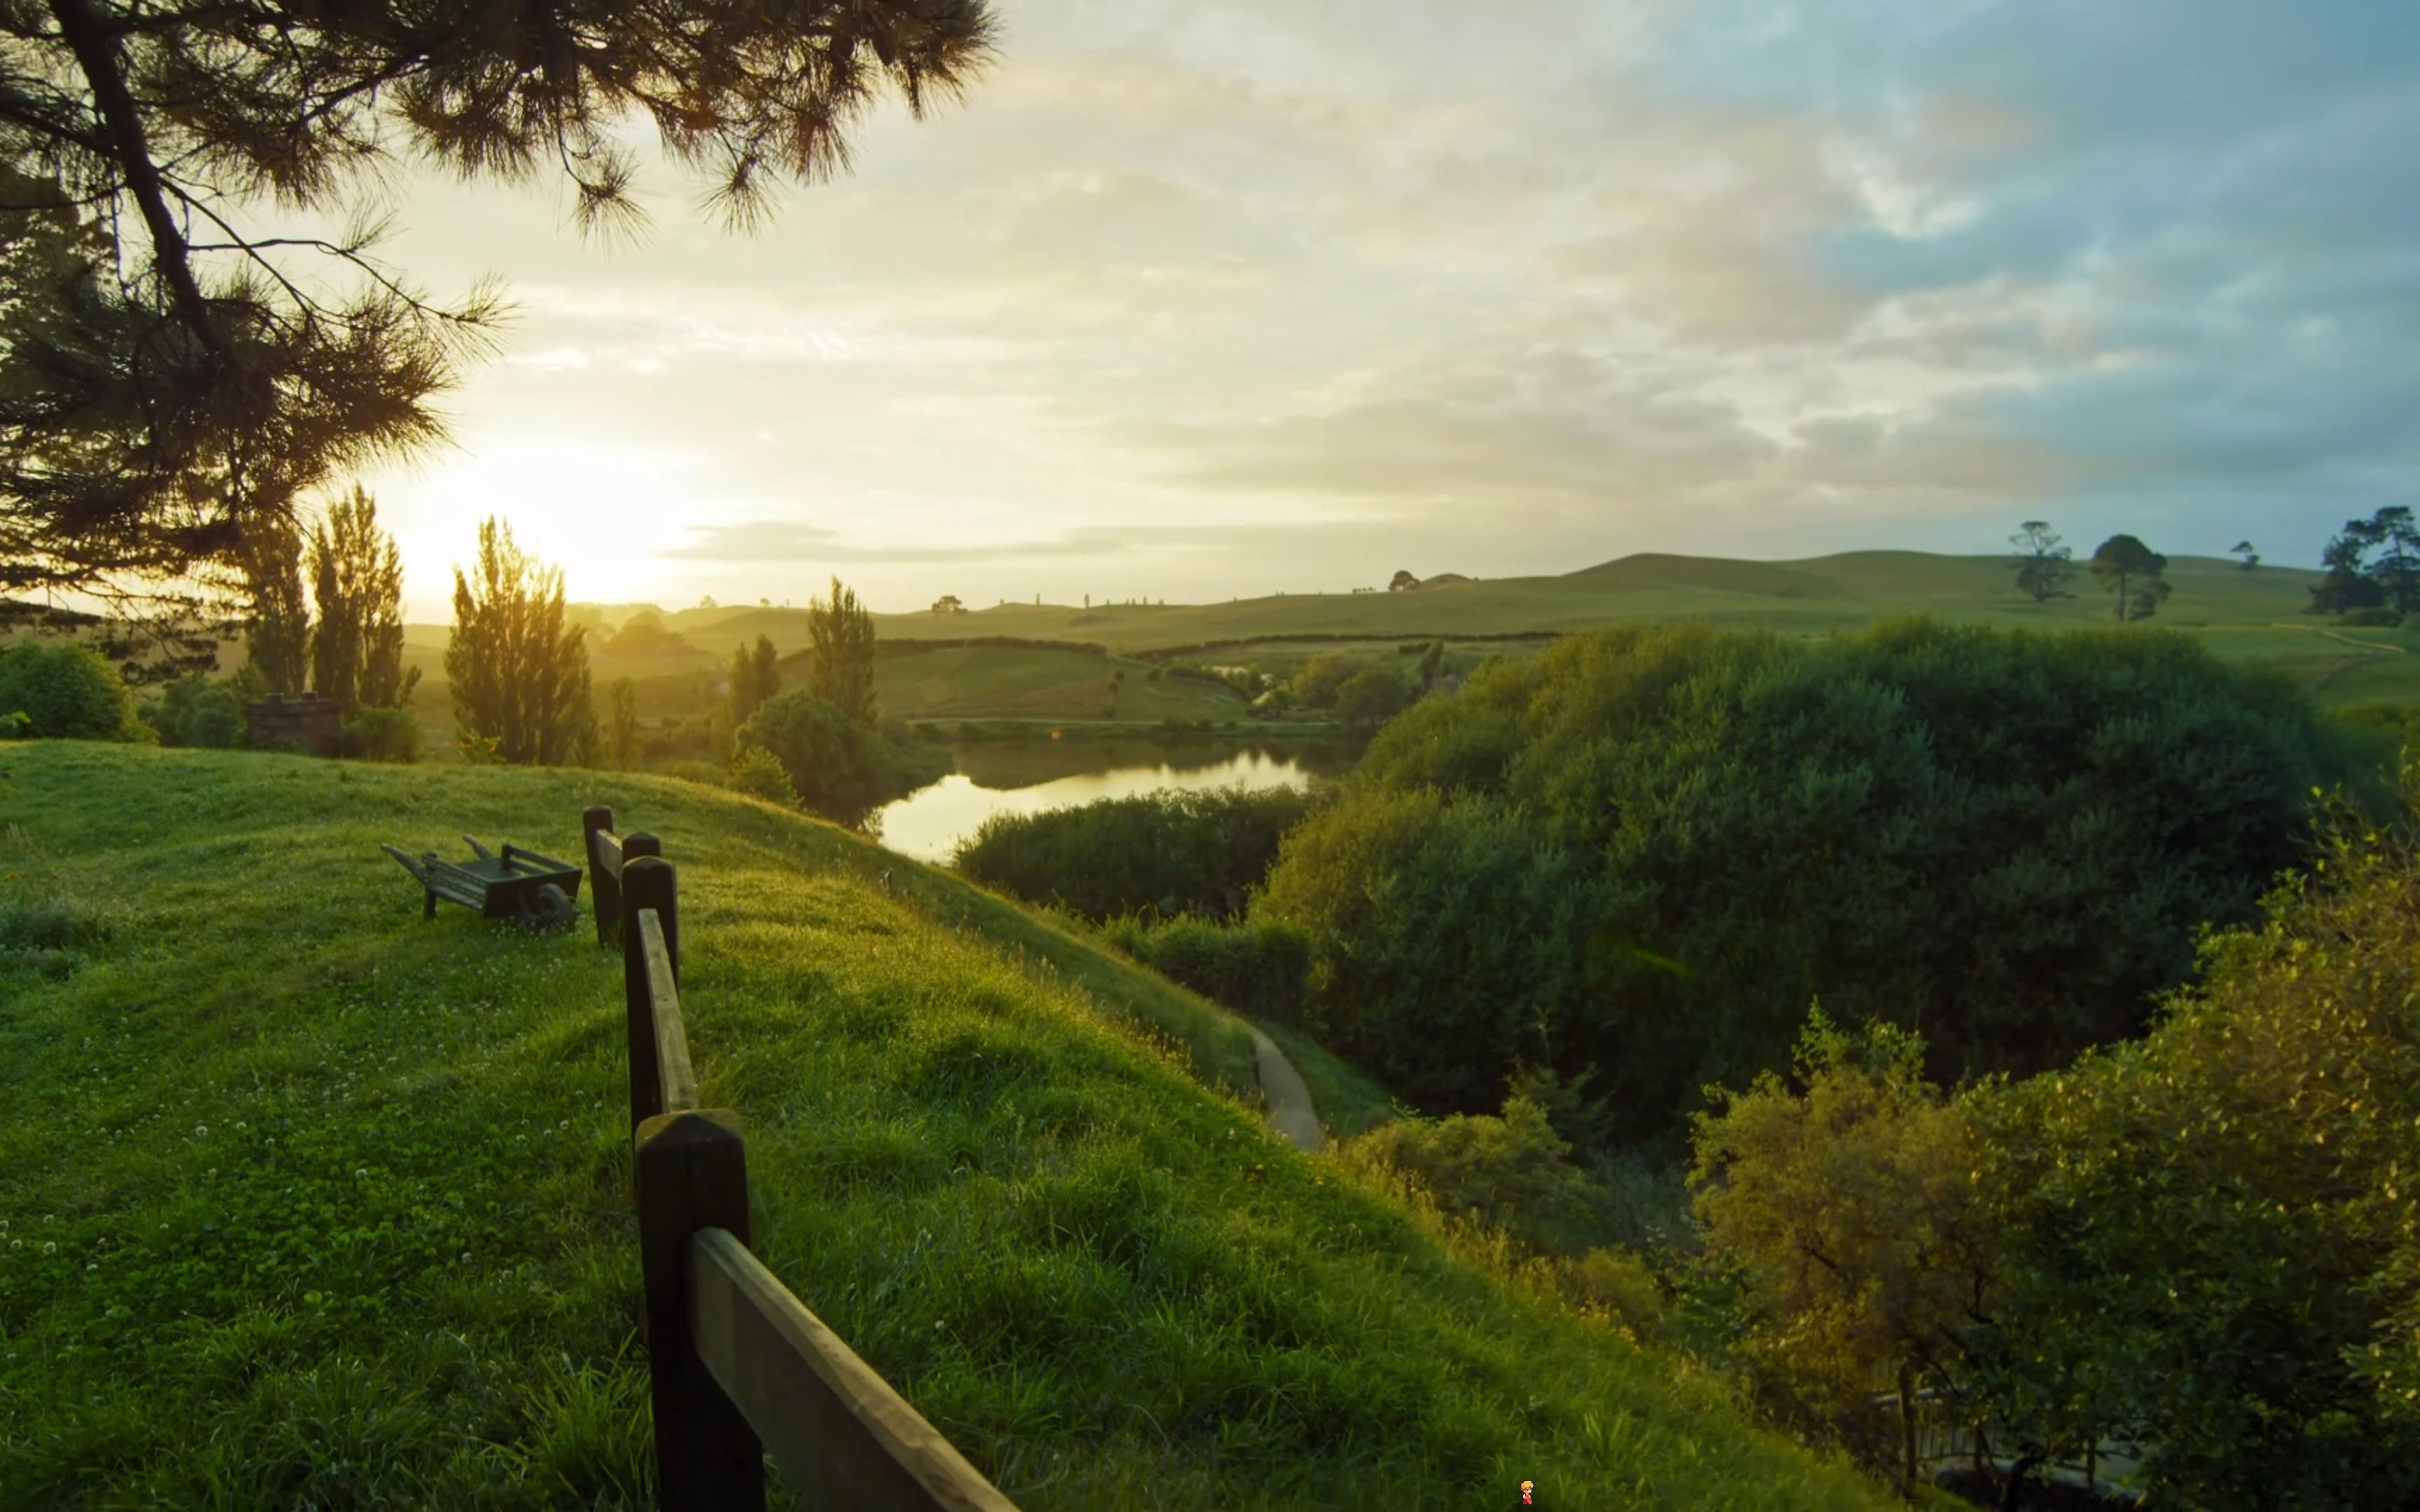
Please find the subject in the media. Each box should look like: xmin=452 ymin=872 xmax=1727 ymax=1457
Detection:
xmin=870 ymin=742 xmax=1353 ymax=864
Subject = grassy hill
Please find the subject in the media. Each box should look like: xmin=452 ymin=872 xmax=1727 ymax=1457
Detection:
xmin=601 ymin=552 xmax=2418 ymax=713
xmin=0 ymin=744 xmax=1896 ymax=1509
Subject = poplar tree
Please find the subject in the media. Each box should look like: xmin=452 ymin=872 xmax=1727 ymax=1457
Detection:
xmin=807 ymin=577 xmax=877 ymax=728
xmin=308 ymin=486 xmax=417 ymax=716
xmin=445 ymin=519 xmax=593 ymax=764
xmin=239 ymin=512 xmax=310 ymax=694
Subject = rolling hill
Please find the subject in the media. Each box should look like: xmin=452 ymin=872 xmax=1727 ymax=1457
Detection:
xmin=0 ymin=743 xmax=1898 ymax=1509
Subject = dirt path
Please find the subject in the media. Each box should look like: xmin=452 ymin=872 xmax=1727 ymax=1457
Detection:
xmin=1250 ymin=1028 xmax=1326 ymax=1152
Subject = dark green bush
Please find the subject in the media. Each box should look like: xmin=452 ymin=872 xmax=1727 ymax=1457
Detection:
xmin=1260 ymin=617 xmax=2356 ymax=1142
xmin=0 ymin=642 xmax=148 ymax=741
xmin=736 ymin=690 xmax=945 ymax=816
xmin=1098 ymin=913 xmax=1312 ymax=1021
xmin=141 ymin=676 xmax=244 ymax=748
xmin=347 ymin=707 xmax=420 ymax=762
xmin=954 ymin=786 xmax=1313 ymax=919
xmin=2337 ymin=607 xmax=2406 ymax=628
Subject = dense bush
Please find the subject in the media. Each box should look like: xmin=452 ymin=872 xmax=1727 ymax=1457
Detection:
xmin=140 ymin=675 xmax=244 ymax=748
xmin=1260 ymin=617 xmax=2356 ymax=1141
xmin=1695 ymin=785 xmax=2420 ymax=1504
xmin=1097 ymin=913 xmax=1312 ymax=1021
xmin=347 ymin=707 xmax=420 ymax=762
xmin=726 ymin=746 xmax=800 ymax=806
xmin=954 ymin=786 xmax=1313 ymax=919
xmin=2338 ymin=606 xmax=2406 ymax=627
xmin=735 ymin=689 xmax=945 ymax=816
xmin=0 ymin=642 xmax=149 ymax=741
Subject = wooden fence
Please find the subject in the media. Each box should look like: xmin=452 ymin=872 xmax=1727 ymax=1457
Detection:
xmin=583 ymin=806 xmax=1018 ymax=1512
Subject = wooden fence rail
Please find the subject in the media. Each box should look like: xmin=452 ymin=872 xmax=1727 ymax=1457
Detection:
xmin=583 ymin=807 xmax=1018 ymax=1512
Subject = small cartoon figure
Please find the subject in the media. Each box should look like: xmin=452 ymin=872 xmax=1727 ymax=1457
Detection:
xmin=1521 ymin=1481 xmax=1534 ymax=1506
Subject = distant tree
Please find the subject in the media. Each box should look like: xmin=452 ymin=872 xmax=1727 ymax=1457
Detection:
xmin=445 ymin=519 xmax=595 ymax=765
xmin=602 ymin=614 xmax=691 ymax=658
xmin=1335 ymin=667 xmax=1412 ymax=729
xmin=1389 ymin=570 xmax=1421 ymax=592
xmin=2089 ymin=535 xmax=2171 ymax=621
xmin=725 ymin=634 xmax=780 ymax=728
xmin=807 ymin=576 xmax=877 ymax=728
xmin=607 ymin=678 xmax=640 ymax=770
xmin=737 ymin=689 xmax=868 ymax=805
xmin=2372 ymin=507 xmax=2420 ymax=615
xmin=2230 ymin=540 xmax=2261 ymax=571
xmin=1417 ymin=641 xmax=1446 ymax=689
xmin=307 ymin=487 xmax=417 ymax=717
xmin=933 ymin=594 xmax=966 ymax=615
xmin=239 ymin=513 xmax=311 ymax=696
xmin=2009 ymin=522 xmax=2075 ymax=603
xmin=699 ymin=596 xmax=718 ymax=610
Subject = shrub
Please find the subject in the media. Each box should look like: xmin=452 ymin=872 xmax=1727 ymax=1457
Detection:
xmin=0 ymin=642 xmax=149 ymax=741
xmin=141 ymin=676 xmax=244 ymax=748
xmin=347 ymin=707 xmax=419 ymax=762
xmin=737 ymin=689 xmax=869 ymax=804
xmin=655 ymin=759 xmax=730 ymax=789
xmin=1335 ymin=1096 xmax=1618 ymax=1257
xmin=1260 ymin=617 xmax=2357 ymax=1140
xmin=1098 ymin=914 xmax=1312 ymax=1021
xmin=2338 ymin=606 xmax=2405 ymax=627
xmin=954 ymin=786 xmax=1313 ymax=919
xmin=726 ymin=746 xmax=800 ymax=806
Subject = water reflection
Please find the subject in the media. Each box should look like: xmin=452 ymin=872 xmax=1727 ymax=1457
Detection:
xmin=872 ymin=742 xmax=1354 ymax=863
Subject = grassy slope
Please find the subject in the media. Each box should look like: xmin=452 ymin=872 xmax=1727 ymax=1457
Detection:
xmin=618 ymin=552 xmax=2414 ymax=712
xmin=0 ymin=745 xmax=1891 ymax=1511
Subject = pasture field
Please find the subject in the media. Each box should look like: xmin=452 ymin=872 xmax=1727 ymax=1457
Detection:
xmin=0 ymin=744 xmax=1893 ymax=1510
xmin=869 ymin=646 xmax=1247 ymax=723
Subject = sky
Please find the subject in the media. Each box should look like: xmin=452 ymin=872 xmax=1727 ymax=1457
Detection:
xmin=338 ymin=0 xmax=2420 ymax=619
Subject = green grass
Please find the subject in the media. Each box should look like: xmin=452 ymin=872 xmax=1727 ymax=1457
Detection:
xmin=0 ymin=744 xmax=1894 ymax=1509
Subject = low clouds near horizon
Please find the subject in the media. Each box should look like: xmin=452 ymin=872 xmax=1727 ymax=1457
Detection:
xmin=357 ymin=0 xmax=2420 ymax=616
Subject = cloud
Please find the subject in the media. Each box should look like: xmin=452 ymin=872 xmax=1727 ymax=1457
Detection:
xmin=660 ymin=520 xmax=1134 ymax=565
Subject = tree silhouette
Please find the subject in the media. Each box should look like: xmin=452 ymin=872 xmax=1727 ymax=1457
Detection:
xmin=2009 ymin=522 xmax=2075 ymax=603
xmin=0 ymin=1 xmax=995 ymax=626
xmin=807 ymin=576 xmax=877 ymax=729
xmin=2089 ymin=535 xmax=2171 ymax=622
xmin=2229 ymin=540 xmax=2260 ymax=571
xmin=445 ymin=519 xmax=593 ymax=764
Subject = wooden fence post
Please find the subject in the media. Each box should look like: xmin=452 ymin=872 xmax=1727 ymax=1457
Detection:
xmin=625 ymin=855 xmax=679 ymax=1133
xmin=635 ymin=1108 xmax=765 ymax=1511
xmin=584 ymin=806 xmax=618 ymax=947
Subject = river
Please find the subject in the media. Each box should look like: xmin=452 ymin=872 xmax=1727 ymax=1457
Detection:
xmin=869 ymin=740 xmax=1359 ymax=863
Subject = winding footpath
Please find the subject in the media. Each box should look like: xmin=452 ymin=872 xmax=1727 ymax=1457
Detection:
xmin=1251 ymin=1028 xmax=1326 ymax=1152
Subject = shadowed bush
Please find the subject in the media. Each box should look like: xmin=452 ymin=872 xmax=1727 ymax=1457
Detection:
xmin=954 ymin=786 xmax=1312 ymax=920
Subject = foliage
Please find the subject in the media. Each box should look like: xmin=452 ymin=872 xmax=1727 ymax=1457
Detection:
xmin=600 ymin=614 xmax=693 ymax=659
xmin=606 ymin=678 xmax=640 ymax=770
xmin=808 ymin=576 xmax=879 ymax=728
xmin=1291 ymin=652 xmax=1382 ymax=709
xmin=1691 ymin=1012 xmax=1987 ymax=1488
xmin=239 ymin=512 xmax=311 ymax=695
xmin=0 ymin=640 xmax=148 ymax=741
xmin=1389 ymin=570 xmax=1421 ymax=592
xmin=309 ymin=486 xmax=419 ymax=717
xmin=1951 ymin=783 xmax=2420 ymax=1506
xmin=346 ymin=707 xmax=419 ymax=763
xmin=0 ymin=2 xmax=994 ymax=612
xmin=444 ymin=519 xmax=596 ymax=766
xmin=1334 ymin=666 xmax=1413 ymax=729
xmin=1338 ymin=1096 xmax=1616 ymax=1257
xmin=735 ymin=688 xmax=868 ymax=806
xmin=0 ymin=742 xmax=1899 ymax=1510
xmin=1259 ymin=618 xmax=2354 ymax=1140
xmin=2008 ymin=521 xmax=2074 ymax=603
xmin=2339 ymin=606 xmax=2405 ymax=628
xmin=1097 ymin=913 xmax=1312 ymax=1022
xmin=2087 ymin=533 xmax=2170 ymax=621
xmin=140 ymin=673 xmax=244 ymax=748
xmin=2310 ymin=507 xmax=2420 ymax=617
xmin=954 ymin=786 xmax=1313 ymax=919
xmin=725 ymin=634 xmax=781 ymax=729
xmin=725 ymin=746 xmax=800 ymax=806
xmin=2230 ymin=538 xmax=2260 ymax=570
